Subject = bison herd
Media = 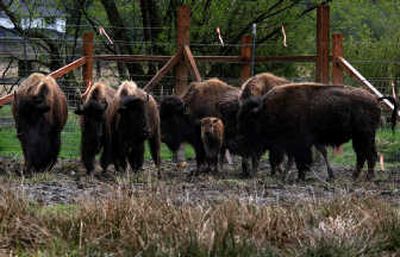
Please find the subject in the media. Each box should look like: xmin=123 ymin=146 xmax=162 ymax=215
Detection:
xmin=10 ymin=72 xmax=398 ymax=181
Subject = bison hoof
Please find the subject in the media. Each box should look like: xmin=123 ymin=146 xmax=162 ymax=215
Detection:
xmin=366 ymin=172 xmax=375 ymax=181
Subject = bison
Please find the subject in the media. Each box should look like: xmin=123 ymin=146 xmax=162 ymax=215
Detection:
xmin=200 ymin=117 xmax=224 ymax=173
xmin=74 ymin=82 xmax=115 ymax=175
xmin=160 ymin=78 xmax=260 ymax=175
xmin=12 ymin=73 xmax=68 ymax=174
xmin=240 ymin=73 xmax=333 ymax=178
xmin=237 ymin=83 xmax=396 ymax=180
xmin=104 ymin=81 xmax=161 ymax=175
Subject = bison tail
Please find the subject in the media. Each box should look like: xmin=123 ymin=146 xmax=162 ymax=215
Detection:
xmin=378 ymin=96 xmax=398 ymax=132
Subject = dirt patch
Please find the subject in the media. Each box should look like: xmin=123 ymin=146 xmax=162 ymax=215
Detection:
xmin=0 ymin=157 xmax=399 ymax=206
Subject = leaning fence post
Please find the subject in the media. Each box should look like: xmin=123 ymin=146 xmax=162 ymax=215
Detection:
xmin=240 ymin=34 xmax=252 ymax=83
xmin=316 ymin=4 xmax=330 ymax=83
xmin=82 ymin=32 xmax=94 ymax=89
xmin=332 ymin=33 xmax=344 ymax=84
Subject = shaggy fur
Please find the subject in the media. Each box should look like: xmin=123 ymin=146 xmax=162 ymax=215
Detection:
xmin=238 ymin=83 xmax=391 ymax=180
xmin=200 ymin=117 xmax=224 ymax=173
xmin=75 ymin=82 xmax=115 ymax=174
xmin=104 ymin=81 xmax=160 ymax=174
xmin=240 ymin=72 xmax=290 ymax=100
xmin=12 ymin=73 xmax=68 ymax=174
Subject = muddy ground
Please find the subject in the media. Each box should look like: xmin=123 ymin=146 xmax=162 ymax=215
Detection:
xmin=0 ymin=156 xmax=399 ymax=206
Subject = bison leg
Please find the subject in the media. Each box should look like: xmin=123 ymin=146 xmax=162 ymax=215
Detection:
xmin=82 ymin=145 xmax=97 ymax=175
xmin=251 ymin=152 xmax=261 ymax=175
xmin=100 ymin=139 xmax=112 ymax=173
xmin=193 ymin=142 xmax=207 ymax=173
xmin=293 ymin=146 xmax=312 ymax=181
xmin=353 ymin=134 xmax=377 ymax=181
xmin=148 ymin=137 xmax=161 ymax=167
xmin=315 ymin=144 xmax=334 ymax=179
xmin=128 ymin=143 xmax=145 ymax=172
xmin=241 ymin=157 xmax=250 ymax=177
xmin=269 ymin=149 xmax=285 ymax=176
xmin=352 ymin=137 xmax=368 ymax=180
xmin=148 ymin=136 xmax=161 ymax=177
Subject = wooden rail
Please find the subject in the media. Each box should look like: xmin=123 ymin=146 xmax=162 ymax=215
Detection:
xmin=337 ymin=56 xmax=399 ymax=115
xmin=0 ymin=57 xmax=87 ymax=106
xmin=93 ymin=54 xmax=317 ymax=63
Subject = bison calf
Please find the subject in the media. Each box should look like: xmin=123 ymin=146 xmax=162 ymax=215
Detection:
xmin=12 ymin=73 xmax=68 ymax=174
xmin=200 ymin=117 xmax=224 ymax=173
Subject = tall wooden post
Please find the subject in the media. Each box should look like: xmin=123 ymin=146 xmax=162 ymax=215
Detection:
xmin=82 ymin=32 xmax=94 ymax=89
xmin=316 ymin=4 xmax=330 ymax=83
xmin=332 ymin=33 xmax=344 ymax=84
xmin=175 ymin=5 xmax=190 ymax=95
xmin=240 ymin=34 xmax=252 ymax=83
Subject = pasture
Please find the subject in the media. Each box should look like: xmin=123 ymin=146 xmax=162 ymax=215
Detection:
xmin=1 ymin=1 xmax=400 ymax=256
xmin=0 ymin=156 xmax=400 ymax=256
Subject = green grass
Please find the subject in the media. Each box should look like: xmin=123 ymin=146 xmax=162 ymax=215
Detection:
xmin=329 ymin=127 xmax=400 ymax=168
xmin=0 ymin=104 xmax=195 ymax=160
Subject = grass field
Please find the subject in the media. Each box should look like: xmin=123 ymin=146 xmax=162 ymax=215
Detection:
xmin=0 ymin=184 xmax=399 ymax=257
xmin=0 ymin=105 xmax=399 ymax=167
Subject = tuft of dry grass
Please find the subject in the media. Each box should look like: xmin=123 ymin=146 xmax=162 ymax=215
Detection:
xmin=0 ymin=184 xmax=399 ymax=256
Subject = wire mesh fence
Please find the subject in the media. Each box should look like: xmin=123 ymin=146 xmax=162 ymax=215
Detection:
xmin=0 ymin=29 xmax=399 ymax=169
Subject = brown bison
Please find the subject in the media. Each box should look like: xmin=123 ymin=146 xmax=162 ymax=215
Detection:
xmin=200 ymin=117 xmax=224 ymax=173
xmin=12 ymin=73 xmax=68 ymax=174
xmin=74 ymin=82 xmax=115 ymax=175
xmin=104 ymin=81 xmax=161 ymax=175
xmin=160 ymin=78 xmax=260 ymax=174
xmin=240 ymin=72 xmax=290 ymax=100
xmin=240 ymin=73 xmax=333 ymax=178
xmin=237 ymin=83 xmax=396 ymax=180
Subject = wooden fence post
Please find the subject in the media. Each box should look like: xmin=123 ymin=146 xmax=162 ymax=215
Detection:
xmin=332 ymin=33 xmax=344 ymax=84
xmin=316 ymin=4 xmax=330 ymax=83
xmin=82 ymin=32 xmax=94 ymax=89
xmin=240 ymin=34 xmax=252 ymax=83
xmin=175 ymin=5 xmax=190 ymax=95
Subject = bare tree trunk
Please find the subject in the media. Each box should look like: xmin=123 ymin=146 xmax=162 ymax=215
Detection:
xmin=139 ymin=0 xmax=164 ymax=74
xmin=100 ymin=0 xmax=143 ymax=79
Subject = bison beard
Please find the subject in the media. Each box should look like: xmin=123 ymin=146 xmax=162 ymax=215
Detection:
xmin=104 ymin=81 xmax=161 ymax=175
xmin=74 ymin=82 xmax=115 ymax=175
xmin=238 ymin=83 xmax=392 ymax=181
xmin=12 ymin=73 xmax=68 ymax=174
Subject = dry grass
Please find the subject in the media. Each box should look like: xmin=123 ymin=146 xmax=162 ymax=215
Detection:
xmin=0 ymin=183 xmax=399 ymax=256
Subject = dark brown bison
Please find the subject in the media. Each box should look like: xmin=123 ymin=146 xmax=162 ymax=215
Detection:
xmin=238 ymin=83 xmax=396 ymax=180
xmin=104 ymin=81 xmax=161 ymax=175
xmin=160 ymin=78 xmax=260 ymax=174
xmin=240 ymin=73 xmax=333 ymax=178
xmin=200 ymin=117 xmax=224 ymax=173
xmin=74 ymin=82 xmax=115 ymax=175
xmin=12 ymin=73 xmax=68 ymax=174
xmin=240 ymin=72 xmax=290 ymax=100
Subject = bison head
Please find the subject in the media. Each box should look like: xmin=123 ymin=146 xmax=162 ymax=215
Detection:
xmin=159 ymin=96 xmax=192 ymax=152
xmin=13 ymin=84 xmax=56 ymax=172
xmin=236 ymin=96 xmax=264 ymax=155
xmin=118 ymin=95 xmax=150 ymax=142
xmin=75 ymin=97 xmax=108 ymax=153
